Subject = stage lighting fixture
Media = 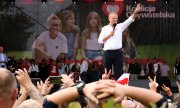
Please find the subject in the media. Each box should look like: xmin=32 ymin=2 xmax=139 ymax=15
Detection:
xmin=102 ymin=0 xmax=108 ymax=4
xmin=72 ymin=0 xmax=78 ymax=4
xmin=163 ymin=0 xmax=169 ymax=4
xmin=41 ymin=0 xmax=47 ymax=3
xmin=132 ymin=0 xmax=138 ymax=3
xmin=9 ymin=0 xmax=15 ymax=4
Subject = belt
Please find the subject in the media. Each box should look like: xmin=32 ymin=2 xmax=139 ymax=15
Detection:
xmin=105 ymin=48 xmax=122 ymax=52
xmin=85 ymin=49 xmax=101 ymax=52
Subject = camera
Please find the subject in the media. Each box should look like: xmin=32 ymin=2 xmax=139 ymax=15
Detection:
xmin=49 ymin=76 xmax=62 ymax=84
xmin=31 ymin=78 xmax=41 ymax=85
xmin=73 ymin=72 xmax=80 ymax=82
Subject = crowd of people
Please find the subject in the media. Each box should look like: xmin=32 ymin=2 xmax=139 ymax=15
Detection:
xmin=0 ymin=57 xmax=180 ymax=108
xmin=0 ymin=53 xmax=180 ymax=107
xmin=1 ymin=55 xmax=176 ymax=85
xmin=1 ymin=2 xmax=180 ymax=108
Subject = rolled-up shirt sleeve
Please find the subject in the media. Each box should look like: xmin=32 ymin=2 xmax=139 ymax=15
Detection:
xmin=98 ymin=27 xmax=105 ymax=44
xmin=121 ymin=16 xmax=135 ymax=32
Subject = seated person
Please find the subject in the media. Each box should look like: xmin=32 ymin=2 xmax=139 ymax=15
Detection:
xmin=32 ymin=14 xmax=68 ymax=63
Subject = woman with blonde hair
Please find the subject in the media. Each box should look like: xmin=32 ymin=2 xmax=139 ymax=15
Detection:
xmin=122 ymin=28 xmax=136 ymax=58
xmin=58 ymin=10 xmax=80 ymax=60
xmin=32 ymin=14 xmax=68 ymax=62
xmin=81 ymin=11 xmax=102 ymax=60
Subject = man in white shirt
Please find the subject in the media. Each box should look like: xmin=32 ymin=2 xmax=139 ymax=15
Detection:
xmin=98 ymin=4 xmax=141 ymax=80
xmin=0 ymin=46 xmax=8 ymax=68
xmin=28 ymin=59 xmax=39 ymax=78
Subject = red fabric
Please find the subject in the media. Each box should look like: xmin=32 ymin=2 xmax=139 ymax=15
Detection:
xmin=117 ymin=78 xmax=129 ymax=85
xmin=117 ymin=73 xmax=130 ymax=85
xmin=21 ymin=64 xmax=29 ymax=70
xmin=49 ymin=65 xmax=59 ymax=76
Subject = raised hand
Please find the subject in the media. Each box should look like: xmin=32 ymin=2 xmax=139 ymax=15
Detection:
xmin=102 ymin=68 xmax=111 ymax=80
xmin=83 ymin=82 xmax=102 ymax=104
xmin=16 ymin=68 xmax=43 ymax=103
xmin=61 ymin=74 xmax=75 ymax=89
xmin=134 ymin=3 xmax=141 ymax=14
xmin=161 ymin=84 xmax=173 ymax=96
xmin=148 ymin=76 xmax=158 ymax=92
xmin=16 ymin=68 xmax=32 ymax=88
xmin=95 ymin=80 xmax=124 ymax=103
xmin=37 ymin=80 xmax=44 ymax=93
xmin=132 ymin=3 xmax=141 ymax=19
xmin=41 ymin=77 xmax=53 ymax=95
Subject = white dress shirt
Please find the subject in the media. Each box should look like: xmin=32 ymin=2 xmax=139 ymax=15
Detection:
xmin=28 ymin=64 xmax=39 ymax=73
xmin=98 ymin=16 xmax=135 ymax=51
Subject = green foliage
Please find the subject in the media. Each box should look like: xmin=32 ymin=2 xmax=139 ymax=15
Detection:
xmin=7 ymin=51 xmax=32 ymax=59
xmin=137 ymin=43 xmax=180 ymax=79
xmin=102 ymin=98 xmax=123 ymax=108
xmin=68 ymin=102 xmax=81 ymax=108
xmin=149 ymin=102 xmax=167 ymax=108
xmin=67 ymin=98 xmax=167 ymax=108
xmin=0 ymin=3 xmax=34 ymax=51
xmin=149 ymin=102 xmax=157 ymax=108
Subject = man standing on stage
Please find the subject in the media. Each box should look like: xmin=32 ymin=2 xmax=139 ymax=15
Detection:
xmin=0 ymin=46 xmax=8 ymax=68
xmin=98 ymin=4 xmax=141 ymax=80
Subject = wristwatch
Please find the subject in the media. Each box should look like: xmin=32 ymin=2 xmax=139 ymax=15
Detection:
xmin=76 ymin=81 xmax=85 ymax=96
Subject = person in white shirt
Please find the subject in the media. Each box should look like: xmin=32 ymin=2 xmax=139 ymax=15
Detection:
xmin=28 ymin=59 xmax=39 ymax=78
xmin=98 ymin=4 xmax=141 ymax=80
xmin=0 ymin=46 xmax=8 ymax=68
xmin=32 ymin=14 xmax=68 ymax=62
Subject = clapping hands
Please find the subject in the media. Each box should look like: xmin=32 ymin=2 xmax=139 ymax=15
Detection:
xmin=16 ymin=68 xmax=32 ymax=89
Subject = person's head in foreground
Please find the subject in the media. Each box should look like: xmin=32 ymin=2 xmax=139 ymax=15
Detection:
xmin=0 ymin=68 xmax=18 ymax=108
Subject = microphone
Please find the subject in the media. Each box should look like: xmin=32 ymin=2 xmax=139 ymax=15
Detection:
xmin=113 ymin=23 xmax=117 ymax=31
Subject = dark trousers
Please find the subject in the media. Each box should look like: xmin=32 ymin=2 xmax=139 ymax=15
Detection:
xmin=30 ymin=71 xmax=37 ymax=78
xmin=104 ymin=49 xmax=123 ymax=80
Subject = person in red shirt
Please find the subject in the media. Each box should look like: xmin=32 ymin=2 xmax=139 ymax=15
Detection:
xmin=49 ymin=60 xmax=59 ymax=76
